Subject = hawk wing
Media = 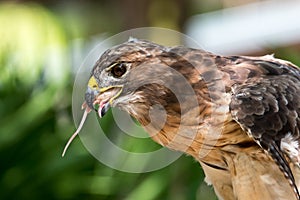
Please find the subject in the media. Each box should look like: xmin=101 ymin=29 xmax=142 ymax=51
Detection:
xmin=229 ymin=59 xmax=300 ymax=198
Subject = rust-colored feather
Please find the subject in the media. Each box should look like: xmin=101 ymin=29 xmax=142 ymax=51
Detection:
xmin=83 ymin=39 xmax=300 ymax=200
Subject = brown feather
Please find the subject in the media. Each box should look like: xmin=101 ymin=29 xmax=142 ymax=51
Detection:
xmin=87 ymin=39 xmax=300 ymax=199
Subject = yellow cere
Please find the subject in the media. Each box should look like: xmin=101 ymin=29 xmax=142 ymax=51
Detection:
xmin=88 ymin=76 xmax=99 ymax=89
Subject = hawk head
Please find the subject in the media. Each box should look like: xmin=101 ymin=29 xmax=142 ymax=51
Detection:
xmin=85 ymin=39 xmax=200 ymax=127
xmin=85 ymin=39 xmax=165 ymax=119
xmin=63 ymin=39 xmax=203 ymax=157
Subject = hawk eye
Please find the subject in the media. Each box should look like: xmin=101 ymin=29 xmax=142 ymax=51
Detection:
xmin=111 ymin=63 xmax=127 ymax=78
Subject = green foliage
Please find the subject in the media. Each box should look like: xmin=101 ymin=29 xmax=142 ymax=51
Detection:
xmin=0 ymin=3 xmax=211 ymax=200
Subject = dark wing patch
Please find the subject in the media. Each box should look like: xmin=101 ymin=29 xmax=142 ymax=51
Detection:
xmin=254 ymin=60 xmax=300 ymax=77
xmin=229 ymin=61 xmax=300 ymax=199
xmin=230 ymin=76 xmax=300 ymax=140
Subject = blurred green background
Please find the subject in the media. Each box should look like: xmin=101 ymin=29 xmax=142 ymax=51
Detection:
xmin=1 ymin=0 xmax=299 ymax=200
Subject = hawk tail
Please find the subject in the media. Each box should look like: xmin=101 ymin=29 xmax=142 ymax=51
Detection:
xmin=268 ymin=141 xmax=300 ymax=200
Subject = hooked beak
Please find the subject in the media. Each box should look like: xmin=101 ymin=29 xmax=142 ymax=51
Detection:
xmin=85 ymin=76 xmax=123 ymax=118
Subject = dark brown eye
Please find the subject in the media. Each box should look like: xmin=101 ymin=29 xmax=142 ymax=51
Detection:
xmin=111 ymin=63 xmax=127 ymax=78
